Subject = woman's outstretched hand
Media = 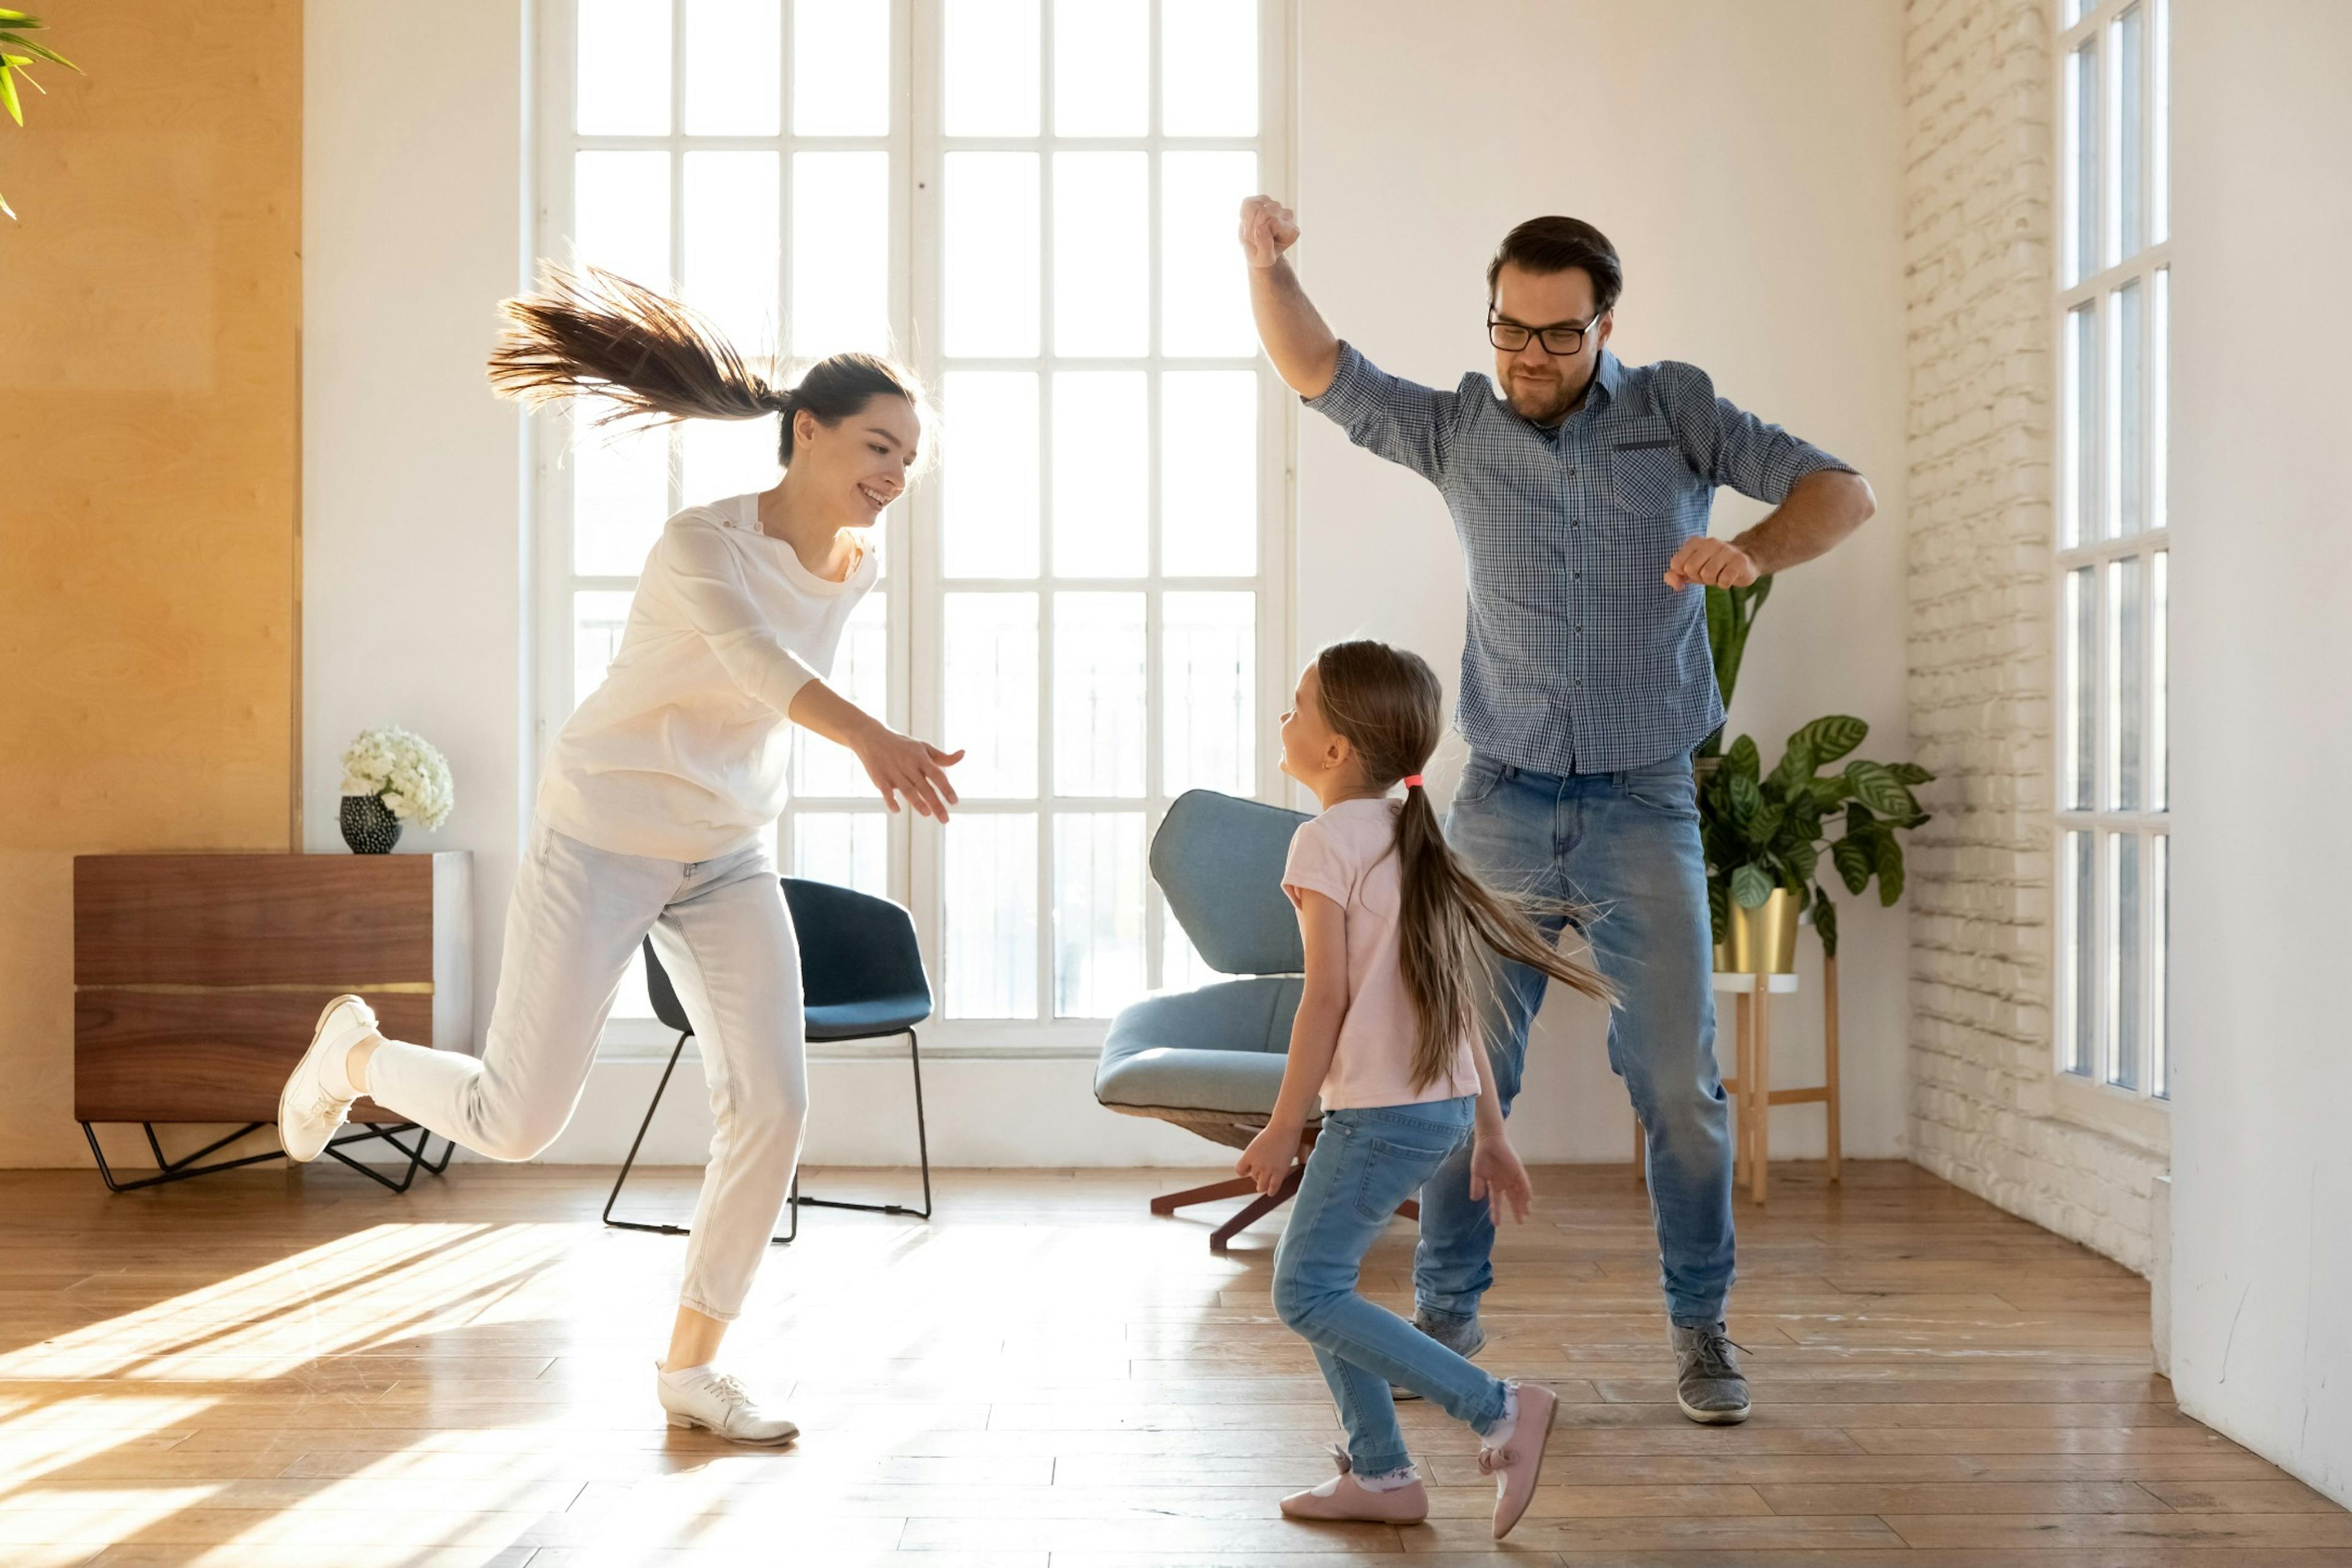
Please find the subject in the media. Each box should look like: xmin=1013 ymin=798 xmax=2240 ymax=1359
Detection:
xmin=1469 ymin=1134 xmax=1534 ymax=1224
xmin=854 ymin=727 xmax=963 ymax=821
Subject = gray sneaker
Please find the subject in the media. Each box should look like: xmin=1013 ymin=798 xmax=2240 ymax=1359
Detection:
xmin=1393 ymin=1311 xmax=1486 ymax=1402
xmin=1670 ymin=1322 xmax=1751 ymax=1425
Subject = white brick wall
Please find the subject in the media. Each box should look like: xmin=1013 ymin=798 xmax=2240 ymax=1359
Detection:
xmin=1902 ymin=0 xmax=2166 ymax=1273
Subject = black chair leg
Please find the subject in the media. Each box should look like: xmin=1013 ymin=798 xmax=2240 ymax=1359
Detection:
xmin=603 ymin=1028 xmax=796 ymax=1246
xmin=791 ymin=1028 xmax=933 ymax=1222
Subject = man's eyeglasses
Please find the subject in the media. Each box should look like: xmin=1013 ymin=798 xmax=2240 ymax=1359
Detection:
xmin=1487 ymin=311 xmax=1603 ymax=356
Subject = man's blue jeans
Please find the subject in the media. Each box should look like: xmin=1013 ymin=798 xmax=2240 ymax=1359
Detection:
xmin=1416 ymin=752 xmax=1736 ymax=1330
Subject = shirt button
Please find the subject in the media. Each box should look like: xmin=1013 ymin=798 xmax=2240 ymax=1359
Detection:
xmin=1574 ymin=570 xmax=1583 ymax=580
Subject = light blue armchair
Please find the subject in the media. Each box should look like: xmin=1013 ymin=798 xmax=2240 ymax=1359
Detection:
xmin=1096 ymin=788 xmax=1371 ymax=1252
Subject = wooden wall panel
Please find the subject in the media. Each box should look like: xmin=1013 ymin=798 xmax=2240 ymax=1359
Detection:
xmin=0 ymin=1 xmax=303 ymax=1163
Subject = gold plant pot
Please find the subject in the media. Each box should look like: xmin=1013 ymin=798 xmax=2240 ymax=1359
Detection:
xmin=1717 ymin=888 xmax=1801 ymax=974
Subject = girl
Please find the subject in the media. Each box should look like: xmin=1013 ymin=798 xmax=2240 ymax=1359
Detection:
xmin=1237 ymin=639 xmax=1613 ymax=1539
xmin=276 ymin=266 xmax=962 ymax=1444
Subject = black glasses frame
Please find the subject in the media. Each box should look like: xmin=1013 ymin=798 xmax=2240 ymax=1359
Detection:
xmin=1487 ymin=311 xmax=1604 ymax=356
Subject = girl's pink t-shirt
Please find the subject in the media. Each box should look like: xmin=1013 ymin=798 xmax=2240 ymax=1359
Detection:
xmin=1282 ymin=796 xmax=1482 ymax=1111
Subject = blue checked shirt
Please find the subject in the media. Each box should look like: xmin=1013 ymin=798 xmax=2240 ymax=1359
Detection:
xmin=1306 ymin=342 xmax=1856 ymax=776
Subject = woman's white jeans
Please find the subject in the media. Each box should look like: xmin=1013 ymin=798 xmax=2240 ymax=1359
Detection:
xmin=367 ymin=820 xmax=807 ymax=1322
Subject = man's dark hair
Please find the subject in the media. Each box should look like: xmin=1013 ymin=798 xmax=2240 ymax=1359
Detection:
xmin=1486 ymin=217 xmax=1623 ymax=315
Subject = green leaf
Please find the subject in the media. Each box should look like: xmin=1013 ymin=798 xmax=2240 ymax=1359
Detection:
xmin=1844 ymin=759 xmax=1918 ymax=819
xmin=1811 ymin=886 xmax=1839 ymax=957
xmin=1766 ymin=739 xmax=1815 ymax=800
xmin=1707 ymin=879 xmax=1728 ymax=944
xmin=1795 ymin=714 xmax=1868 ymax=765
xmin=1730 ymin=863 xmax=1774 ymax=909
xmin=1887 ymin=761 xmax=1934 ymax=785
xmin=0 ymin=12 xmax=41 ymax=27
xmin=1725 ymin=733 xmax=1761 ymax=784
xmin=1747 ymin=799 xmax=1784 ymax=848
xmin=1728 ymin=771 xmax=1763 ymax=832
xmin=0 ymin=31 xmax=72 ymax=69
xmin=1809 ymin=774 xmax=1850 ymax=809
xmin=1846 ymin=799 xmax=1876 ymax=835
xmin=1782 ymin=837 xmax=1819 ymax=885
xmin=0 ymin=62 xmax=22 ymax=126
xmin=1875 ymin=833 xmax=1907 ymax=906
xmin=1832 ymin=834 xmax=1874 ymax=895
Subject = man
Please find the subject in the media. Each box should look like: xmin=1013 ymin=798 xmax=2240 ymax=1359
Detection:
xmin=1241 ymin=197 xmax=1874 ymax=1423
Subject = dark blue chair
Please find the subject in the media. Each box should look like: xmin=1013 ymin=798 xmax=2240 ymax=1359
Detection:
xmin=1096 ymin=789 xmax=1378 ymax=1252
xmin=602 ymin=877 xmax=933 ymax=1246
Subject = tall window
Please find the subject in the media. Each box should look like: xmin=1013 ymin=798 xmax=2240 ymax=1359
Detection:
xmin=540 ymin=0 xmax=1287 ymax=1044
xmin=2056 ymin=0 xmax=2168 ymax=1105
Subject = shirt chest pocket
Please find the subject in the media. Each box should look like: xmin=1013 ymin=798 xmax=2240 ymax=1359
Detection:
xmin=1606 ymin=418 xmax=1695 ymax=519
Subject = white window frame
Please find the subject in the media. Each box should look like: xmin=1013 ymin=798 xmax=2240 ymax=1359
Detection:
xmin=2051 ymin=0 xmax=2169 ymax=1149
xmin=532 ymin=0 xmax=1295 ymax=1058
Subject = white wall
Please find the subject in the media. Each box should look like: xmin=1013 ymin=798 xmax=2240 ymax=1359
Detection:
xmin=1291 ymin=0 xmax=1912 ymax=1162
xmin=2166 ymin=0 xmax=2352 ymax=1507
xmin=306 ymin=0 xmax=1909 ymax=1168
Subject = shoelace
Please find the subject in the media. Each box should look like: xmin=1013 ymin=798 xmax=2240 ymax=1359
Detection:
xmin=1685 ymin=1331 xmax=1750 ymax=1382
xmin=706 ymin=1373 xmax=753 ymax=1411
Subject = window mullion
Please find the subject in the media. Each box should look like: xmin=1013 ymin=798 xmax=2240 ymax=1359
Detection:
xmin=1034 ymin=1 xmax=1055 ymax=1021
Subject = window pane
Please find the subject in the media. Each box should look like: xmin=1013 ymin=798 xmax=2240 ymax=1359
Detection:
xmin=2107 ymin=556 xmax=2143 ymax=812
xmin=685 ymin=151 xmax=782 ymax=352
xmin=945 ymin=592 xmax=1039 ymax=797
xmin=1162 ymin=0 xmax=1257 ymax=135
xmin=2064 ymin=565 xmax=2095 ymax=812
xmin=1054 ymin=592 xmax=1145 ymax=796
xmin=1160 ymin=891 xmax=1221 ymax=991
xmin=2151 ymin=832 xmax=2169 ymax=1099
xmin=1054 ymin=0 xmax=1146 ymax=136
xmin=2151 ymin=549 xmax=2168 ymax=813
xmin=573 ymin=402 xmax=671 ymax=576
xmin=2152 ymin=0 xmax=2170 ymax=243
xmin=2108 ymin=831 xmax=2141 ymax=1090
xmin=1161 ymin=372 xmax=1257 ymax=575
xmin=684 ymin=0 xmax=781 ymax=135
xmin=2067 ymin=37 xmax=2098 ymax=284
xmin=793 ymin=151 xmax=891 ymax=358
xmin=1054 ymin=153 xmax=1148 ymax=356
xmin=573 ymin=589 xmax=637 ymax=712
xmin=2116 ymin=6 xmax=2144 ymax=258
xmin=1052 ymin=371 xmax=1147 ymax=578
xmin=682 ymin=415 xmax=781 ymax=503
xmin=946 ymin=813 xmax=1038 ymax=1017
xmin=2063 ymin=302 xmax=2098 ymax=548
xmin=1163 ymin=590 xmax=1254 ymax=796
xmin=944 ymin=0 xmax=1039 ymax=136
xmin=578 ymin=0 xmax=670 ymax=135
xmin=1054 ymin=813 xmax=1146 ymax=1017
xmin=794 ymin=0 xmax=889 ymax=135
xmin=611 ymin=944 xmax=657 ymax=1020
xmin=1161 ymin=153 xmax=1259 ymax=355
xmin=790 ymin=810 xmax=888 ymax=897
xmin=575 ymin=151 xmax=672 ymax=290
xmin=2151 ymin=268 xmax=2169 ymax=533
xmin=945 ymin=153 xmax=1041 ymax=356
xmin=793 ymin=593 xmax=888 ymax=797
xmin=2062 ymin=829 xmax=2096 ymax=1076
xmin=943 ymin=371 xmax=1041 ymax=578
xmin=2113 ymin=281 xmax=2143 ymax=538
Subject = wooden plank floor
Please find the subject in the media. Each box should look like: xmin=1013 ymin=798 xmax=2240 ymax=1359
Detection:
xmin=0 ymin=1159 xmax=2343 ymax=1566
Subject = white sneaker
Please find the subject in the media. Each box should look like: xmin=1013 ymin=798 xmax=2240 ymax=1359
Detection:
xmin=279 ymin=993 xmax=377 ymax=1163
xmin=657 ymin=1363 xmax=799 ymax=1445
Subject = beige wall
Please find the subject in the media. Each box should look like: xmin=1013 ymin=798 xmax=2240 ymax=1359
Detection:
xmin=0 ymin=4 xmax=303 ymax=1166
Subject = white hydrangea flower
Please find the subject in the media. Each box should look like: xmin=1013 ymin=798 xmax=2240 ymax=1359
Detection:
xmin=340 ymin=726 xmax=456 ymax=831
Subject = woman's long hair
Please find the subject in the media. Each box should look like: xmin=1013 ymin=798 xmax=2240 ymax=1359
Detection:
xmin=485 ymin=263 xmax=927 ymax=468
xmin=1314 ymin=640 xmax=1617 ymax=1090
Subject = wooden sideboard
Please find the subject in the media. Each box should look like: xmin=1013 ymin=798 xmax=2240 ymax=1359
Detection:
xmin=74 ymin=853 xmax=473 ymax=1135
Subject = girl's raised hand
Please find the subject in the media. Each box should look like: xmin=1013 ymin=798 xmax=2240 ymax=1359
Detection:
xmin=854 ymin=728 xmax=964 ymax=821
xmin=1468 ymin=1134 xmax=1534 ymax=1224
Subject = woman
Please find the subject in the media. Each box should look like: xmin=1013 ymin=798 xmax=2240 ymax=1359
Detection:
xmin=276 ymin=265 xmax=960 ymax=1443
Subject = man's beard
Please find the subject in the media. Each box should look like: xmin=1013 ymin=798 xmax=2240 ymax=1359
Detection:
xmin=1502 ymin=364 xmax=1594 ymax=425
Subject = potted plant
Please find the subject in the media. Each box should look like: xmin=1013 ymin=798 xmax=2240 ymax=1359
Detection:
xmin=1697 ymin=576 xmax=1772 ymax=763
xmin=1 ymin=9 xmax=84 ymax=221
xmin=1699 ymin=717 xmax=1932 ymax=971
xmin=339 ymin=727 xmax=455 ymax=853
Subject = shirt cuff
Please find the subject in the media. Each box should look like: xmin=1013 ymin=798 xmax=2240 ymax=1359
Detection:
xmin=1300 ymin=339 xmax=1376 ymax=423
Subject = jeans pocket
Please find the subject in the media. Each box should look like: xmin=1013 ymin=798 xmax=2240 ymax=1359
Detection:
xmin=1624 ymin=761 xmax=1700 ymax=821
xmin=1453 ymin=758 xmax=1505 ymax=807
xmin=1351 ymin=1132 xmax=1455 ymax=1223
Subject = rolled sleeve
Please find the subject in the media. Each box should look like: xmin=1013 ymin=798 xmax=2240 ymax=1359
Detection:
xmin=1658 ymin=361 xmax=1856 ymax=505
xmin=658 ymin=519 xmax=824 ymax=714
xmin=1302 ymin=340 xmax=1463 ymax=486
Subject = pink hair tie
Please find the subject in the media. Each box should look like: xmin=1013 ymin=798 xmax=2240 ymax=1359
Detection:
xmin=1400 ymin=774 xmax=1424 ymax=789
